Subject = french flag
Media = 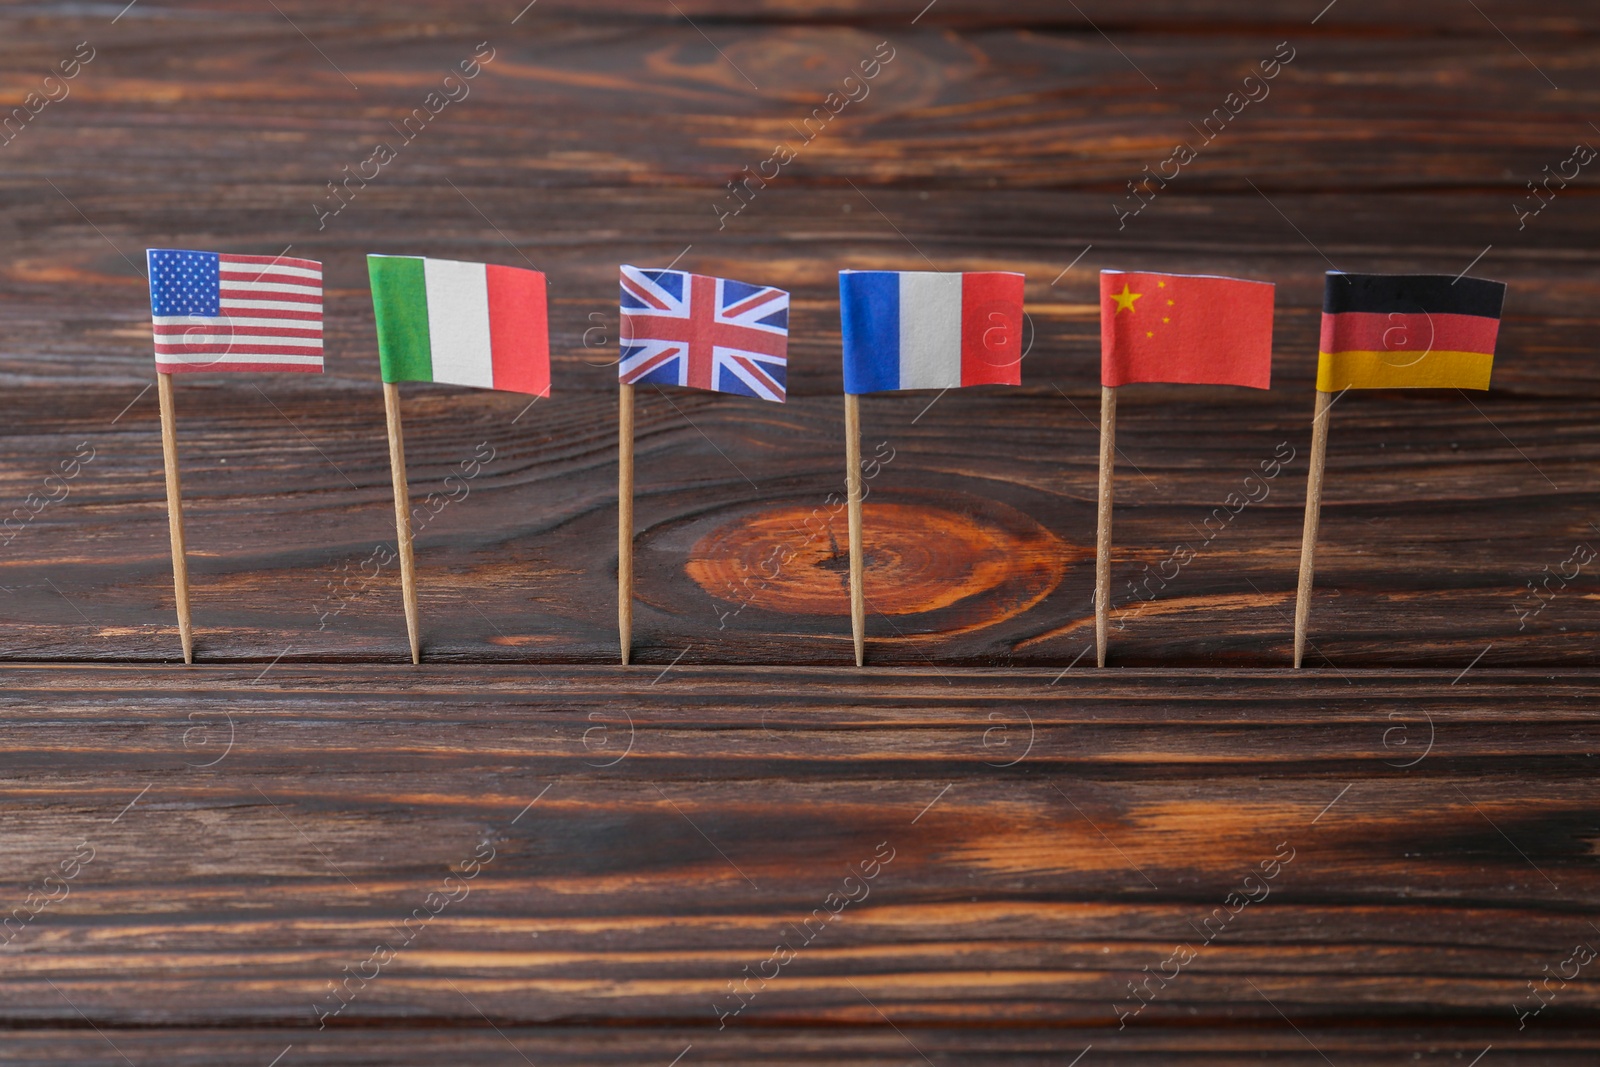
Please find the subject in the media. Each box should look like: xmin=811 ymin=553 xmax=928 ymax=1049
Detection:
xmin=840 ymin=270 xmax=1026 ymax=394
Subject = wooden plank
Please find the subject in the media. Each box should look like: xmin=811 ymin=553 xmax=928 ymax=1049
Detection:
xmin=0 ymin=19 xmax=1592 ymax=199
xmin=6 ymin=0 xmax=1593 ymax=34
xmin=6 ymin=1027 xmax=1600 ymax=1066
xmin=0 ymin=666 xmax=1597 ymax=1039
xmin=2 ymin=377 xmax=1595 ymax=665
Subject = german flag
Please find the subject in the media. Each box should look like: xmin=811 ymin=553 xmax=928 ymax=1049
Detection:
xmin=1317 ymin=272 xmax=1506 ymax=391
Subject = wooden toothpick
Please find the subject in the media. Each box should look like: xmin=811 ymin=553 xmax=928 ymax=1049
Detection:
xmin=381 ymin=382 xmax=421 ymax=664
xmin=1094 ymin=384 xmax=1117 ymax=668
xmin=1293 ymin=388 xmax=1334 ymax=668
xmin=618 ymin=382 xmax=635 ymax=665
xmin=844 ymin=392 xmax=866 ymax=667
xmin=156 ymin=372 xmax=193 ymax=664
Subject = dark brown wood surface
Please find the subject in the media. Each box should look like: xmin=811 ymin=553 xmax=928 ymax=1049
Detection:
xmin=2 ymin=0 xmax=1598 ymax=1062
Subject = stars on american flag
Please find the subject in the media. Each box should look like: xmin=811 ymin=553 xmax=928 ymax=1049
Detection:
xmin=149 ymin=250 xmax=221 ymax=317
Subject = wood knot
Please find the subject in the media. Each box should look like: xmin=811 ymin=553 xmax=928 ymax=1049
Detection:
xmin=676 ymin=491 xmax=1072 ymax=629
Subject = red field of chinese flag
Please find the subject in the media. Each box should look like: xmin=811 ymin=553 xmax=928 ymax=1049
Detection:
xmin=1100 ymin=270 xmax=1275 ymax=389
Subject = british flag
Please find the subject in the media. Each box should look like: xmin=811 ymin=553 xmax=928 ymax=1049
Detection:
xmin=618 ymin=266 xmax=788 ymax=402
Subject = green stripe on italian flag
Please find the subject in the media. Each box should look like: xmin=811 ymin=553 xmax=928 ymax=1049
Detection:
xmin=368 ymin=255 xmax=549 ymax=396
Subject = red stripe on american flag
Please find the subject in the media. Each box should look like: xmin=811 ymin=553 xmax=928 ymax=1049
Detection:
xmin=155 ymin=339 xmax=320 ymax=349
xmin=199 ymin=308 xmax=323 ymax=322
xmin=154 ymin=344 xmax=322 ymax=356
xmin=158 ymin=361 xmax=323 ymax=374
xmin=218 ymin=253 xmax=322 ymax=271
xmin=219 ymin=270 xmax=321 ymax=286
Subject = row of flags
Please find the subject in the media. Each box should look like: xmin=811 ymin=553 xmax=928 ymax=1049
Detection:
xmin=148 ymin=250 xmax=1507 ymax=399
xmin=144 ymin=249 xmax=1508 ymax=667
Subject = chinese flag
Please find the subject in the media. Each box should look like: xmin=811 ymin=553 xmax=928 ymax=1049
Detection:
xmin=1100 ymin=270 xmax=1275 ymax=389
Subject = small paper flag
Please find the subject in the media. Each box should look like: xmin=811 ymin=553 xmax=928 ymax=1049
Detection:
xmin=840 ymin=270 xmax=1025 ymax=394
xmin=148 ymin=249 xmax=324 ymax=374
xmin=368 ymin=255 xmax=549 ymax=397
xmin=619 ymin=266 xmax=789 ymax=402
xmin=1099 ymin=270 xmax=1274 ymax=389
xmin=1317 ymin=272 xmax=1506 ymax=391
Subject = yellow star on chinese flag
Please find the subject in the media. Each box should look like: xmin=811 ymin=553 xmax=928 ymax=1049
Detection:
xmin=1110 ymin=283 xmax=1142 ymax=314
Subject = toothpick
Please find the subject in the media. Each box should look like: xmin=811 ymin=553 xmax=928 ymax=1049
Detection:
xmin=1095 ymin=385 xmax=1117 ymax=668
xmin=1293 ymin=388 xmax=1334 ymax=668
xmin=381 ymin=382 xmax=421 ymax=664
xmin=156 ymin=372 xmax=193 ymax=664
xmin=618 ymin=382 xmax=635 ymax=665
xmin=844 ymin=393 xmax=865 ymax=666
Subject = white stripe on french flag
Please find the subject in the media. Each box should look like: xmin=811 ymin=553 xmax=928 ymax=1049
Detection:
xmin=840 ymin=270 xmax=1026 ymax=395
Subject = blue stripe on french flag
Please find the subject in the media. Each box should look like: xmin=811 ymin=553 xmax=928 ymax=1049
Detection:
xmin=840 ymin=270 xmax=1024 ymax=395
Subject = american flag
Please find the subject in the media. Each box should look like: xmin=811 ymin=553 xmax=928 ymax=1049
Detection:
xmin=619 ymin=266 xmax=788 ymax=402
xmin=147 ymin=249 xmax=324 ymax=374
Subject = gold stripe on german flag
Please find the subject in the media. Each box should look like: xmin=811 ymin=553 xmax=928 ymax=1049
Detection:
xmin=1316 ymin=272 xmax=1506 ymax=391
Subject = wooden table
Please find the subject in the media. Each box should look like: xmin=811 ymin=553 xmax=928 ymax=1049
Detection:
xmin=2 ymin=1 xmax=1597 ymax=1061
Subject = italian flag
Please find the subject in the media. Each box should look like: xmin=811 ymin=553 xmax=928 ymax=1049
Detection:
xmin=368 ymin=255 xmax=549 ymax=396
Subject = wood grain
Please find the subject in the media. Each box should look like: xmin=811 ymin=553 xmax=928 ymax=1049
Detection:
xmin=1 ymin=382 xmax=1594 ymax=666
xmin=1 ymin=0 xmax=1598 ymax=1060
xmin=12 ymin=1028 xmax=1600 ymax=1067
xmin=1 ymin=666 xmax=1598 ymax=1044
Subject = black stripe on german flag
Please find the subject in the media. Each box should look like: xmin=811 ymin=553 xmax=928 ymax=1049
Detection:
xmin=1323 ymin=272 xmax=1505 ymax=319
